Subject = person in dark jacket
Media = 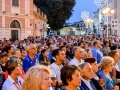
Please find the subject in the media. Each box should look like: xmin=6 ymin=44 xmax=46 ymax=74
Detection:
xmin=79 ymin=62 xmax=97 ymax=90
xmin=85 ymin=58 xmax=104 ymax=90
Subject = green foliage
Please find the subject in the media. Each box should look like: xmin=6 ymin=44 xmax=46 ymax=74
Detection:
xmin=34 ymin=0 xmax=76 ymax=30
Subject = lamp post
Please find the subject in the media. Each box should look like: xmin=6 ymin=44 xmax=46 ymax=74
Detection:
xmin=86 ymin=18 xmax=93 ymax=36
xmin=102 ymin=6 xmax=115 ymax=38
xmin=81 ymin=11 xmax=89 ymax=36
xmin=94 ymin=0 xmax=106 ymax=37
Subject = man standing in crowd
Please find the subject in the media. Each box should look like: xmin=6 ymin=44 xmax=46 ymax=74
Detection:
xmin=48 ymin=45 xmax=55 ymax=61
xmin=69 ymin=46 xmax=84 ymax=66
xmin=50 ymin=49 xmax=66 ymax=90
xmin=102 ymin=41 xmax=110 ymax=56
xmin=92 ymin=40 xmax=103 ymax=64
xmin=23 ymin=44 xmax=38 ymax=73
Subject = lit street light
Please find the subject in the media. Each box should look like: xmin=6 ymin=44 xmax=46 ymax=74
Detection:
xmin=86 ymin=18 xmax=93 ymax=36
xmin=101 ymin=0 xmax=115 ymax=38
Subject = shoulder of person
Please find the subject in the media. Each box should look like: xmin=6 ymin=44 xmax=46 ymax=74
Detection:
xmin=50 ymin=63 xmax=56 ymax=69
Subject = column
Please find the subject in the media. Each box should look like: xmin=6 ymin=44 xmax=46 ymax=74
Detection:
xmin=2 ymin=16 xmax=5 ymax=40
xmin=2 ymin=0 xmax=5 ymax=11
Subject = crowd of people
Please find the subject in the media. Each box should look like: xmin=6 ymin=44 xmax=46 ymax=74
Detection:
xmin=0 ymin=35 xmax=120 ymax=90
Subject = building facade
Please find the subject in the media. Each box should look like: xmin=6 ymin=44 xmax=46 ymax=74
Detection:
xmin=60 ymin=22 xmax=86 ymax=35
xmin=0 ymin=0 xmax=47 ymax=41
xmin=78 ymin=21 xmax=86 ymax=31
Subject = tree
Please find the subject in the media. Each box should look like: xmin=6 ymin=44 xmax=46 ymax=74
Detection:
xmin=34 ymin=0 xmax=76 ymax=31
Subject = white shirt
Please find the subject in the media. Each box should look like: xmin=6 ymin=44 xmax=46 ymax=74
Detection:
xmin=82 ymin=79 xmax=93 ymax=90
xmin=50 ymin=63 xmax=63 ymax=90
xmin=2 ymin=76 xmax=24 ymax=90
xmin=69 ymin=57 xmax=84 ymax=66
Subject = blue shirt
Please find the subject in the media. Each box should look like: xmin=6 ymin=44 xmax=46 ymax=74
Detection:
xmin=92 ymin=47 xmax=103 ymax=64
xmin=48 ymin=51 xmax=52 ymax=61
xmin=117 ymin=60 xmax=120 ymax=69
xmin=23 ymin=54 xmax=38 ymax=73
xmin=98 ymin=71 xmax=115 ymax=90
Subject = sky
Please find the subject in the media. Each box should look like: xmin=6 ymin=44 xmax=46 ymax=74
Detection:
xmin=68 ymin=0 xmax=98 ymax=23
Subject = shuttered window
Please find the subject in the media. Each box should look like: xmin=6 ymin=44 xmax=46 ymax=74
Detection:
xmin=12 ymin=0 xmax=19 ymax=7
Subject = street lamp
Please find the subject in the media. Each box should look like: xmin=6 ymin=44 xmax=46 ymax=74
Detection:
xmin=99 ymin=0 xmax=115 ymax=38
xmin=86 ymin=18 xmax=93 ymax=36
xmin=81 ymin=11 xmax=89 ymax=35
xmin=94 ymin=0 xmax=106 ymax=37
xmin=102 ymin=7 xmax=115 ymax=38
xmin=102 ymin=8 xmax=114 ymax=16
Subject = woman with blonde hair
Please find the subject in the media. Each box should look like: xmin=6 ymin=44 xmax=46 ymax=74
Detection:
xmin=98 ymin=56 xmax=119 ymax=90
xmin=108 ymin=50 xmax=120 ymax=87
xmin=21 ymin=65 xmax=52 ymax=90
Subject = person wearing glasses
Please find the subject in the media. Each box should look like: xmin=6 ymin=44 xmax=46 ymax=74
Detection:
xmin=23 ymin=44 xmax=38 ymax=73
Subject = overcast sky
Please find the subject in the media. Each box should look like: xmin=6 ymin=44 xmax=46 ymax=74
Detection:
xmin=68 ymin=0 xmax=98 ymax=23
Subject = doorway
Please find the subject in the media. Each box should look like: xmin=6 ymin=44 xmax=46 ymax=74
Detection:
xmin=11 ymin=30 xmax=18 ymax=41
xmin=10 ymin=20 xmax=20 ymax=41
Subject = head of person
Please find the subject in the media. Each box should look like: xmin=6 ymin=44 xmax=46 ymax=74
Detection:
xmin=0 ymin=53 xmax=8 ymax=64
xmin=9 ymin=55 xmax=20 ymax=61
xmin=49 ymin=38 xmax=54 ymax=44
xmin=78 ymin=42 xmax=84 ymax=48
xmin=27 ymin=44 xmax=37 ymax=55
xmin=85 ymin=48 xmax=92 ymax=58
xmin=84 ymin=42 xmax=89 ymax=49
xmin=85 ymin=58 xmax=98 ymax=73
xmin=60 ymin=46 xmax=67 ymax=54
xmin=108 ymin=50 xmax=120 ymax=63
xmin=66 ymin=43 xmax=72 ymax=49
xmin=37 ymin=45 xmax=44 ymax=54
xmin=40 ymin=61 xmax=50 ymax=67
xmin=61 ymin=65 xmax=82 ymax=88
xmin=93 ymin=40 xmax=101 ymax=48
xmin=18 ymin=41 xmax=23 ymax=47
xmin=81 ymin=50 xmax=87 ymax=60
xmin=100 ymin=56 xmax=114 ymax=72
xmin=73 ymin=46 xmax=83 ymax=60
xmin=88 ymin=41 xmax=93 ymax=48
xmin=3 ymin=40 xmax=7 ymax=46
xmin=21 ymin=49 xmax=27 ymax=58
xmin=40 ymin=49 xmax=49 ymax=59
xmin=5 ymin=46 xmax=13 ymax=54
xmin=21 ymin=65 xmax=52 ymax=90
xmin=49 ymin=45 xmax=55 ymax=51
xmin=104 ymin=41 xmax=109 ymax=47
xmin=5 ymin=59 xmax=22 ymax=76
xmin=79 ymin=62 xmax=93 ymax=80
xmin=14 ymin=40 xmax=17 ymax=45
xmin=54 ymin=49 xmax=66 ymax=62
xmin=7 ymin=40 xmax=11 ymax=45
xmin=12 ymin=48 xmax=21 ymax=58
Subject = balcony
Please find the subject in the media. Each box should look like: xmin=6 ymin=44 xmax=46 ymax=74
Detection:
xmin=33 ymin=8 xmax=47 ymax=22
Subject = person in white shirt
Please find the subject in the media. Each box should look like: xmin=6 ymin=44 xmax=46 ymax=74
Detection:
xmin=2 ymin=59 xmax=24 ymax=90
xmin=50 ymin=49 xmax=66 ymax=90
xmin=69 ymin=46 xmax=84 ymax=66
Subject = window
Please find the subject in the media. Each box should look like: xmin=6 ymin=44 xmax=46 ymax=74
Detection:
xmin=12 ymin=0 xmax=19 ymax=7
xmin=10 ymin=20 xmax=20 ymax=28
